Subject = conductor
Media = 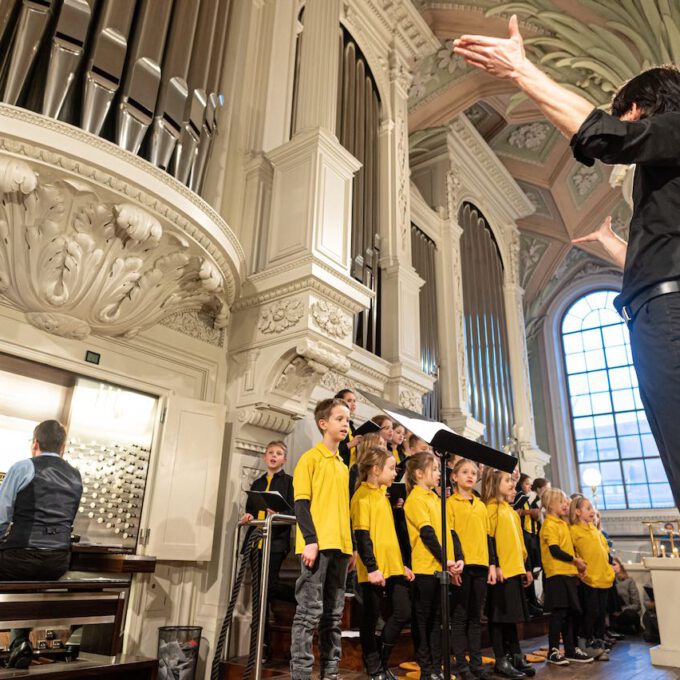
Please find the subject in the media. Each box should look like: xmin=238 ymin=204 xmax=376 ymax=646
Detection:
xmin=454 ymin=17 xmax=680 ymax=509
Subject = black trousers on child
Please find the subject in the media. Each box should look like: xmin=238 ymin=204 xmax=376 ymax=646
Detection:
xmin=413 ymin=575 xmax=441 ymax=677
xmin=549 ymin=608 xmax=576 ymax=656
xmin=489 ymin=622 xmax=521 ymax=660
xmin=578 ymin=584 xmax=608 ymax=643
xmin=451 ymin=566 xmax=488 ymax=672
xmin=359 ymin=576 xmax=411 ymax=674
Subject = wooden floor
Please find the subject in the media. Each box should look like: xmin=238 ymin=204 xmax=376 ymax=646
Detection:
xmin=237 ymin=636 xmax=680 ymax=680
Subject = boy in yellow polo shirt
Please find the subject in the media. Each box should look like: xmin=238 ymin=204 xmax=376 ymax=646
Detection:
xmin=290 ymin=398 xmax=355 ymax=680
xmin=569 ymin=496 xmax=615 ymax=660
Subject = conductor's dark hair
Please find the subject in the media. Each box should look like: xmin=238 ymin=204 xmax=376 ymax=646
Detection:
xmin=33 ymin=420 xmax=67 ymax=453
xmin=611 ymin=65 xmax=680 ymax=117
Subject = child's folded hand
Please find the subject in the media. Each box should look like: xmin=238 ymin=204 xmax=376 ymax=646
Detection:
xmin=404 ymin=566 xmax=415 ymax=582
xmin=368 ymin=570 xmax=386 ymax=587
xmin=239 ymin=513 xmax=254 ymax=525
xmin=487 ymin=565 xmax=497 ymax=585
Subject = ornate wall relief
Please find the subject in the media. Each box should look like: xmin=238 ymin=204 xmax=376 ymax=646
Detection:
xmin=0 ymin=159 xmax=230 ymax=339
xmin=310 ymin=300 xmax=352 ymax=339
xmin=257 ymin=298 xmax=304 ymax=334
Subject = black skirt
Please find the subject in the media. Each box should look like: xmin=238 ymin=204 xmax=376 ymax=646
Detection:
xmin=523 ymin=531 xmax=541 ymax=569
xmin=486 ymin=575 xmax=530 ymax=624
xmin=543 ymin=575 xmax=581 ymax=613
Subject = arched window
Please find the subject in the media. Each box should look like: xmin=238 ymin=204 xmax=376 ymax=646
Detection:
xmin=562 ymin=290 xmax=673 ymax=509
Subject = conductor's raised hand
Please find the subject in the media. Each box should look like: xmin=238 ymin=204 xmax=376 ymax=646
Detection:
xmin=453 ymin=15 xmax=527 ymax=80
xmin=572 ymin=216 xmax=614 ymax=247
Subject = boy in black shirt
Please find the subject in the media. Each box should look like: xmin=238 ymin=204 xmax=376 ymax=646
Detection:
xmin=240 ymin=440 xmax=295 ymax=657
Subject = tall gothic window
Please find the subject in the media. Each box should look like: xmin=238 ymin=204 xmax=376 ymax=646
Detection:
xmin=460 ymin=203 xmax=514 ymax=451
xmin=562 ymin=289 xmax=673 ymax=509
xmin=411 ymin=225 xmax=440 ymax=419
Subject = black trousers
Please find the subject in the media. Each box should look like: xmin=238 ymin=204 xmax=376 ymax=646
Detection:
xmin=451 ymin=566 xmax=487 ymax=671
xmin=262 ymin=550 xmax=294 ymax=647
xmin=548 ymin=608 xmax=575 ymax=656
xmin=359 ymin=577 xmax=411 ymax=674
xmin=629 ymin=293 xmax=680 ymax=508
xmin=0 ymin=548 xmax=70 ymax=644
xmin=578 ymin=584 xmax=608 ymax=642
xmin=413 ymin=575 xmax=441 ymax=677
xmin=489 ymin=622 xmax=521 ymax=660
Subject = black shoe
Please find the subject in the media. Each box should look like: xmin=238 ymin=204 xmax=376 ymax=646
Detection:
xmin=493 ymin=657 xmax=525 ymax=679
xmin=565 ymin=648 xmax=594 ymax=664
xmin=8 ymin=640 xmax=33 ymax=669
xmin=380 ymin=641 xmax=398 ymax=680
xmin=528 ymin=604 xmax=543 ymax=618
xmin=511 ymin=654 xmax=535 ymax=677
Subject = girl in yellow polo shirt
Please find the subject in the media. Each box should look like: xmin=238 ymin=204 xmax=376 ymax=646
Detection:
xmin=569 ymin=496 xmax=615 ymax=660
xmin=482 ymin=468 xmax=534 ymax=679
xmin=539 ymin=488 xmax=592 ymax=666
xmin=447 ymin=459 xmax=497 ymax=680
xmin=351 ymin=446 xmax=414 ymax=680
xmin=404 ymin=452 xmax=464 ymax=680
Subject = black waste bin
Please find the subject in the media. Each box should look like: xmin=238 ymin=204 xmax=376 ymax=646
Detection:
xmin=158 ymin=626 xmax=202 ymax=680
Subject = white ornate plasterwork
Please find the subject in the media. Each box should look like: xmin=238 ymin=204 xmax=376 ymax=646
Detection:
xmin=507 ymin=122 xmax=550 ymax=150
xmin=320 ymin=370 xmax=380 ymax=401
xmin=237 ymin=407 xmax=299 ymax=435
xmin=520 ymin=233 xmax=550 ymax=290
xmin=257 ymin=298 xmax=304 ymax=334
xmin=160 ymin=310 xmax=225 ymax=347
xmin=0 ymin=104 xmax=245 ymax=299
xmin=0 ymin=159 xmax=229 ymax=339
xmin=310 ymin=300 xmax=352 ymax=339
xmin=571 ymin=164 xmax=601 ymax=199
xmin=400 ymin=388 xmax=423 ymax=413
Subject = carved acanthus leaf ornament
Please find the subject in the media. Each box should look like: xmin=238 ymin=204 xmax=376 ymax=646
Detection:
xmin=0 ymin=159 xmax=229 ymax=339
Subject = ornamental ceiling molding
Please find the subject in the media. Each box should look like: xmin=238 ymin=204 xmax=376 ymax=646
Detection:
xmin=519 ymin=232 xmax=550 ymax=290
xmin=490 ymin=121 xmax=561 ymax=166
xmin=489 ymin=0 xmax=680 ymax=108
xmin=0 ymin=161 xmax=230 ymax=340
xmin=447 ymin=114 xmax=535 ymax=223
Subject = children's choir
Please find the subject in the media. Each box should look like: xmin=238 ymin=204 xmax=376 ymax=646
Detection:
xmin=242 ymin=391 xmax=627 ymax=680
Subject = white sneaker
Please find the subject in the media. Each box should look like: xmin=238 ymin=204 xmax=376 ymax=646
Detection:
xmin=565 ymin=648 xmax=594 ymax=663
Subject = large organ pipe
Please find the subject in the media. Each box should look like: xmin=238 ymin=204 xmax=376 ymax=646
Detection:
xmin=148 ymin=0 xmax=201 ymax=170
xmin=172 ymin=0 xmax=218 ymax=184
xmin=81 ymin=0 xmax=136 ymax=136
xmin=0 ymin=0 xmax=17 ymax=46
xmin=189 ymin=0 xmax=229 ymax=193
xmin=116 ymin=0 xmax=173 ymax=154
xmin=2 ymin=0 xmax=55 ymax=105
xmin=42 ymin=0 xmax=94 ymax=119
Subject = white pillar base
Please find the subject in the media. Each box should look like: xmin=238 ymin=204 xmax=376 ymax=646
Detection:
xmin=644 ymin=557 xmax=680 ymax=668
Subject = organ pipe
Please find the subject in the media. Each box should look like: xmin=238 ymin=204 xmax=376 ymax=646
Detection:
xmin=0 ymin=0 xmax=230 ymax=197
xmin=460 ymin=203 xmax=515 ymax=450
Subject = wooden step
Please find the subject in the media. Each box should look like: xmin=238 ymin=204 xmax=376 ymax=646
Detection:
xmin=0 ymin=652 xmax=157 ymax=679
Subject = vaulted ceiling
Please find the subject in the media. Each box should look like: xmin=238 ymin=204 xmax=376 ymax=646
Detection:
xmin=408 ymin=0 xmax=675 ymax=316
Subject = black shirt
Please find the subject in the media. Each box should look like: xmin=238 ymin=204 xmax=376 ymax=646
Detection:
xmin=571 ymin=108 xmax=680 ymax=310
xmin=245 ymin=469 xmax=294 ymax=553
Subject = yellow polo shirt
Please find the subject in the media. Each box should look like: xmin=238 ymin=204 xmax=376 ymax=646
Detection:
xmin=570 ymin=523 xmax=615 ymax=589
xmin=351 ymin=482 xmax=405 ymax=582
xmin=294 ymin=441 xmax=352 ymax=555
xmin=486 ymin=499 xmax=526 ymax=578
xmin=540 ymin=514 xmax=578 ymax=578
xmin=404 ymin=485 xmax=454 ymax=575
xmin=447 ymin=492 xmax=489 ymax=567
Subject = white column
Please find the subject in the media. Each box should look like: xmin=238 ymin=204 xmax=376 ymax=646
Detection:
xmin=644 ymin=557 xmax=680 ymax=668
xmin=379 ymin=50 xmax=428 ymax=395
xmin=504 ymin=228 xmax=550 ymax=477
xmin=293 ymin=0 xmax=342 ymax=134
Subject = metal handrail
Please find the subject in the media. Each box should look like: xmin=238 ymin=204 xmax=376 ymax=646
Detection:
xmin=223 ymin=513 xmax=297 ymax=680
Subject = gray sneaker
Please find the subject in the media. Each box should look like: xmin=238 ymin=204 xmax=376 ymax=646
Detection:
xmin=583 ymin=644 xmax=604 ymax=659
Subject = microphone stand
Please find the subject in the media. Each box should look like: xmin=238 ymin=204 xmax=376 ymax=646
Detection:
xmin=434 ymin=445 xmax=452 ymax=680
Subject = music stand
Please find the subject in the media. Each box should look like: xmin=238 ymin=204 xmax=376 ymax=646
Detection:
xmin=356 ymin=390 xmax=516 ymax=680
